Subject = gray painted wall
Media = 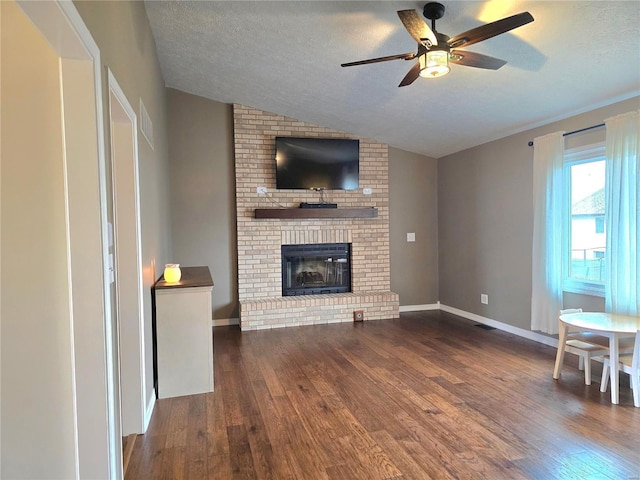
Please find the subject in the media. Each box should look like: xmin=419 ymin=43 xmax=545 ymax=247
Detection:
xmin=167 ymin=89 xmax=238 ymax=320
xmin=162 ymin=92 xmax=638 ymax=326
xmin=389 ymin=147 xmax=439 ymax=306
xmin=438 ymin=96 xmax=640 ymax=330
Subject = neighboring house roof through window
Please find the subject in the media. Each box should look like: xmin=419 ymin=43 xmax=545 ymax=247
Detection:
xmin=572 ymin=187 xmax=605 ymax=215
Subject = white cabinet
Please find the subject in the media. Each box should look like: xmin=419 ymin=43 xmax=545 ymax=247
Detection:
xmin=154 ymin=267 xmax=214 ymax=399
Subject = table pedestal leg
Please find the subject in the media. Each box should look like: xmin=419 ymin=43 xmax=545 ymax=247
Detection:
xmin=610 ymin=333 xmax=619 ymax=405
xmin=553 ymin=320 xmax=568 ymax=379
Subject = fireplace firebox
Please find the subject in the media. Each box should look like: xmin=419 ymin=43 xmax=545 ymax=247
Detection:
xmin=281 ymin=243 xmax=351 ymax=296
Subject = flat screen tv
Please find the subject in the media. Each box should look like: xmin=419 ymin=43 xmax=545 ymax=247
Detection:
xmin=275 ymin=137 xmax=359 ymax=190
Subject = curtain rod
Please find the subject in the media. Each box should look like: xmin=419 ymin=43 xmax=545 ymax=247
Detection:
xmin=527 ymin=122 xmax=605 ymax=147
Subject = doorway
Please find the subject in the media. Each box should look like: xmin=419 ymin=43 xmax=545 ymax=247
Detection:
xmin=108 ymin=70 xmax=147 ymax=437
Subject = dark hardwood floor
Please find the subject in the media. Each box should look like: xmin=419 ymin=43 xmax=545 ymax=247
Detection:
xmin=126 ymin=311 xmax=640 ymax=479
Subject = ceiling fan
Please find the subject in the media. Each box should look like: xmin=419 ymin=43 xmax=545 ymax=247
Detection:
xmin=341 ymin=2 xmax=534 ymax=87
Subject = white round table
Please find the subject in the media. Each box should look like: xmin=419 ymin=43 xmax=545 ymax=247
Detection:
xmin=554 ymin=312 xmax=640 ymax=404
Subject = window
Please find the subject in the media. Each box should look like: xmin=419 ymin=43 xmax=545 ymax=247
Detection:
xmin=563 ymin=143 xmax=606 ymax=295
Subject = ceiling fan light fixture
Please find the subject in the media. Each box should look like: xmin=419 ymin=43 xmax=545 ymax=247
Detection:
xmin=419 ymin=50 xmax=450 ymax=78
xmin=342 ymin=5 xmax=534 ymax=87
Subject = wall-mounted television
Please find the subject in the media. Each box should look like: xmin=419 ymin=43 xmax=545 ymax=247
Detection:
xmin=275 ymin=137 xmax=359 ymax=190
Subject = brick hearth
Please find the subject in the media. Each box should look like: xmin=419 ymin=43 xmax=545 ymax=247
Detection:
xmin=234 ymin=104 xmax=399 ymax=330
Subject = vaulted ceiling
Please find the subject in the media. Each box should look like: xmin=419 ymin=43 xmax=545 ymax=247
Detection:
xmin=144 ymin=1 xmax=640 ymax=158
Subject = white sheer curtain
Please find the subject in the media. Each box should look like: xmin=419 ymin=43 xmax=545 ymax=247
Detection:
xmin=604 ymin=110 xmax=640 ymax=316
xmin=531 ymin=132 xmax=565 ymax=334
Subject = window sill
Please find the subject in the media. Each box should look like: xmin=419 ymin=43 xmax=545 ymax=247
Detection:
xmin=563 ymin=280 xmax=605 ymax=298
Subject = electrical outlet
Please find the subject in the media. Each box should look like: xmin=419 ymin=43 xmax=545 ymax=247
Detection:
xmin=363 ymin=188 xmax=372 ymax=195
xmin=257 ymin=186 xmax=267 ymax=195
xmin=481 ymin=294 xmax=489 ymax=305
xmin=407 ymin=232 xmax=415 ymax=242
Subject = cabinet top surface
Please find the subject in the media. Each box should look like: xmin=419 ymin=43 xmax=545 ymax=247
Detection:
xmin=155 ymin=266 xmax=213 ymax=289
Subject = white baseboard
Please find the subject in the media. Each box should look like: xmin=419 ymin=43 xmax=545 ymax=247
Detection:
xmin=227 ymin=301 xmax=558 ymax=349
xmin=213 ymin=317 xmax=239 ymax=327
xmin=399 ymin=302 xmax=440 ymax=312
xmin=143 ymin=391 xmax=155 ymax=433
xmin=438 ymin=304 xmax=559 ymax=348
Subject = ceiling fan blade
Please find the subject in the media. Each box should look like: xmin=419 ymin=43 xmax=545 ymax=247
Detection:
xmin=448 ymin=12 xmax=534 ymax=49
xmin=450 ymin=50 xmax=507 ymax=70
xmin=397 ymin=10 xmax=438 ymax=47
xmin=398 ymin=62 xmax=421 ymax=87
xmin=341 ymin=52 xmax=416 ymax=67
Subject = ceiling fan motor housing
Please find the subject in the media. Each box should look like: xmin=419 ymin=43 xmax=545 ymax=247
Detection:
xmin=423 ymin=2 xmax=445 ymax=21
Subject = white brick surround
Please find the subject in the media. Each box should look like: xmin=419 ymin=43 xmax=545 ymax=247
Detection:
xmin=234 ymin=104 xmax=399 ymax=330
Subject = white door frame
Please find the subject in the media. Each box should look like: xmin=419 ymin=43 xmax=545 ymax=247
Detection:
xmin=108 ymin=69 xmax=147 ymax=436
xmin=17 ymin=1 xmax=121 ymax=478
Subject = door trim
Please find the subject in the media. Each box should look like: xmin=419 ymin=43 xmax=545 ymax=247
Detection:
xmin=108 ymin=69 xmax=148 ymax=435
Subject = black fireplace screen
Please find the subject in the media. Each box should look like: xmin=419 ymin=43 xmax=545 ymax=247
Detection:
xmin=281 ymin=243 xmax=351 ymax=296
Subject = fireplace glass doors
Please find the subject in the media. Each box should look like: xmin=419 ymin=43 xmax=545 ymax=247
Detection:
xmin=281 ymin=243 xmax=351 ymax=296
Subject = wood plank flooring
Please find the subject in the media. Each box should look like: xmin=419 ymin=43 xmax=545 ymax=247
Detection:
xmin=126 ymin=311 xmax=640 ymax=479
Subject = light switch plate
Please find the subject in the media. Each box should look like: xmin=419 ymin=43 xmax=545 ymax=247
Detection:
xmin=407 ymin=232 xmax=416 ymax=242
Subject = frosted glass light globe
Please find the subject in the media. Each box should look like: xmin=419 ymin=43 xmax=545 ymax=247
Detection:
xmin=164 ymin=264 xmax=182 ymax=283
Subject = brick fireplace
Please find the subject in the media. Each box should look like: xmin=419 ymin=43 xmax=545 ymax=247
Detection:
xmin=234 ymin=104 xmax=399 ymax=330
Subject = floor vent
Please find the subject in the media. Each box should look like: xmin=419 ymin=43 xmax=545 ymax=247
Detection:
xmin=475 ymin=324 xmax=496 ymax=330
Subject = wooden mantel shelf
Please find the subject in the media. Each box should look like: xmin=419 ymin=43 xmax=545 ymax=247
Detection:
xmin=254 ymin=207 xmax=378 ymax=219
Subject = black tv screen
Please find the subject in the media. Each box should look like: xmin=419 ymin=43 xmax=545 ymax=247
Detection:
xmin=275 ymin=137 xmax=359 ymax=190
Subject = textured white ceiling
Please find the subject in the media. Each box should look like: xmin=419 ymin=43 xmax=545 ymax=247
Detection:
xmin=144 ymin=1 xmax=640 ymax=158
